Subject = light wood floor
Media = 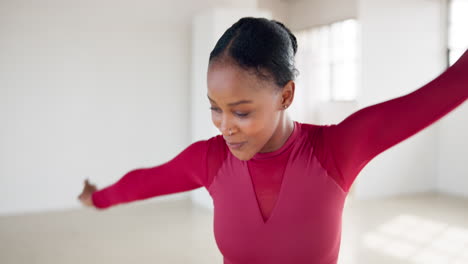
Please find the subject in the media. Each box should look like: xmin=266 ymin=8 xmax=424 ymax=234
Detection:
xmin=1 ymin=192 xmax=467 ymax=264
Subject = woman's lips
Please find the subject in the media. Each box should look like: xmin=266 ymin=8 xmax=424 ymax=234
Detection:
xmin=226 ymin=141 xmax=246 ymax=150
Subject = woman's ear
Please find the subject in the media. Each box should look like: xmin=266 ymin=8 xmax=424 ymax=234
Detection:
xmin=281 ymin=80 xmax=295 ymax=108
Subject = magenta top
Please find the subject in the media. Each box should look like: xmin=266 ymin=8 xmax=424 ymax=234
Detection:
xmin=92 ymin=52 xmax=468 ymax=264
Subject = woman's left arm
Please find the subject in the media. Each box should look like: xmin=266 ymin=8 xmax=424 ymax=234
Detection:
xmin=322 ymin=49 xmax=468 ymax=192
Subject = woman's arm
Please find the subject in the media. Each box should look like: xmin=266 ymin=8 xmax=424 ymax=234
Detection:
xmin=91 ymin=139 xmax=211 ymax=209
xmin=322 ymin=49 xmax=468 ymax=192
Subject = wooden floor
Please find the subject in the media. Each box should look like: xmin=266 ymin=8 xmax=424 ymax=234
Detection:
xmin=1 ymin=192 xmax=467 ymax=264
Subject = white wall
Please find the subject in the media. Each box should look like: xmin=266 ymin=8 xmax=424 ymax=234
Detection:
xmin=436 ymin=0 xmax=468 ymax=198
xmin=437 ymin=103 xmax=468 ymax=197
xmin=353 ymin=0 xmax=449 ymax=198
xmin=288 ymin=0 xmax=358 ymax=30
xmin=2 ymin=0 xmax=465 ymax=216
xmin=0 ymin=0 xmax=257 ymax=216
xmin=258 ymin=0 xmax=290 ymax=24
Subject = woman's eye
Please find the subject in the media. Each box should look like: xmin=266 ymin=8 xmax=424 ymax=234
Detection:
xmin=235 ymin=112 xmax=249 ymax=117
xmin=209 ymin=107 xmax=221 ymax=113
xmin=209 ymin=107 xmax=248 ymax=117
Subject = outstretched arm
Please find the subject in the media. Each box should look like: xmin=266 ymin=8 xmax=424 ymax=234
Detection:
xmin=322 ymin=49 xmax=468 ymax=192
xmin=91 ymin=140 xmax=210 ymax=209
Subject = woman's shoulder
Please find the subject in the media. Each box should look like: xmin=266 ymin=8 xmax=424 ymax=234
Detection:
xmin=195 ymin=134 xmax=228 ymax=160
xmin=297 ymin=121 xmax=334 ymax=129
xmin=190 ymin=134 xmax=225 ymax=148
xmin=296 ymin=121 xmax=335 ymax=140
xmin=201 ymin=134 xmax=228 ymax=187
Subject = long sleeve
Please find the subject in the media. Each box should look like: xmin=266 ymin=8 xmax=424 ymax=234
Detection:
xmin=321 ymin=49 xmax=468 ymax=192
xmin=91 ymin=139 xmax=210 ymax=209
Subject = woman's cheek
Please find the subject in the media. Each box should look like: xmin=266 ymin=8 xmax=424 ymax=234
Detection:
xmin=240 ymin=116 xmax=263 ymax=138
xmin=211 ymin=113 xmax=221 ymax=130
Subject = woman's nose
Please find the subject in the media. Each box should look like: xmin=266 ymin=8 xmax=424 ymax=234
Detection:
xmin=220 ymin=115 xmax=233 ymax=136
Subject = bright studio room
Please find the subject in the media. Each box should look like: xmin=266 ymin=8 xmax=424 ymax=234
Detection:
xmin=1 ymin=0 xmax=467 ymax=264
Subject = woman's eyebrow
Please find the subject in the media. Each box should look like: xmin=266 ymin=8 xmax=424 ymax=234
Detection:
xmin=207 ymin=95 xmax=253 ymax=106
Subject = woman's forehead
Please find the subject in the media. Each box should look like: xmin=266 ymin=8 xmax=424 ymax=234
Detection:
xmin=207 ymin=64 xmax=271 ymax=102
xmin=207 ymin=95 xmax=254 ymax=107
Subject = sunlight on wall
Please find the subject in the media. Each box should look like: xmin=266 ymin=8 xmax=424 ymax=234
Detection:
xmin=363 ymin=214 xmax=468 ymax=264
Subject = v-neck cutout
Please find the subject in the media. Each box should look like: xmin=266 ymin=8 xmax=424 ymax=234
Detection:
xmin=245 ymin=122 xmax=300 ymax=224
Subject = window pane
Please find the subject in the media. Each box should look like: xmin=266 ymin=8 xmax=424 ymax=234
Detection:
xmin=295 ymin=19 xmax=358 ymax=102
xmin=330 ymin=19 xmax=358 ymax=101
xmin=295 ymin=26 xmax=331 ymax=102
xmin=449 ymin=0 xmax=468 ymax=65
xmin=332 ymin=62 xmax=357 ymax=101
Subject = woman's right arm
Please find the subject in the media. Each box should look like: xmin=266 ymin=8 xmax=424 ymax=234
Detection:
xmin=90 ymin=139 xmax=212 ymax=209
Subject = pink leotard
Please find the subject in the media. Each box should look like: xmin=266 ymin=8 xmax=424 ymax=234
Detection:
xmin=92 ymin=52 xmax=467 ymax=264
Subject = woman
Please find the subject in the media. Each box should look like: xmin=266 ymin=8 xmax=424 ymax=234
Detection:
xmin=78 ymin=17 xmax=468 ymax=264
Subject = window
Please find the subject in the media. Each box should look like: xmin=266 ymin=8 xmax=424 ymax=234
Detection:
xmin=294 ymin=19 xmax=358 ymax=102
xmin=448 ymin=0 xmax=468 ymax=66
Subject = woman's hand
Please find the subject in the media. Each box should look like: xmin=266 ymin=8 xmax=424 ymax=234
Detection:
xmin=78 ymin=179 xmax=98 ymax=208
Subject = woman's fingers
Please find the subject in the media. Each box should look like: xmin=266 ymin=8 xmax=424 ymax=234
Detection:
xmin=78 ymin=193 xmax=94 ymax=207
xmin=83 ymin=179 xmax=96 ymax=191
xmin=77 ymin=178 xmax=97 ymax=208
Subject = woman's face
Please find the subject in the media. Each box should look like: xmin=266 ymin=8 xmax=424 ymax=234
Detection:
xmin=207 ymin=63 xmax=285 ymax=160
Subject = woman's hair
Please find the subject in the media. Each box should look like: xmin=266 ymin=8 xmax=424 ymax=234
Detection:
xmin=209 ymin=17 xmax=299 ymax=88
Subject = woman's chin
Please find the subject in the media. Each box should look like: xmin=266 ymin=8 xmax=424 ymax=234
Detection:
xmin=230 ymin=150 xmax=254 ymax=161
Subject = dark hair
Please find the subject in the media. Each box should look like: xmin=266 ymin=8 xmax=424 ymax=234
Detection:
xmin=209 ymin=17 xmax=299 ymax=88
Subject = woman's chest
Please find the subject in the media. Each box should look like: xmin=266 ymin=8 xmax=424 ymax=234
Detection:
xmin=207 ymin=154 xmax=347 ymax=263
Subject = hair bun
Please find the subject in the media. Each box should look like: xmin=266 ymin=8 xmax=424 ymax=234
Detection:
xmin=273 ymin=20 xmax=297 ymax=55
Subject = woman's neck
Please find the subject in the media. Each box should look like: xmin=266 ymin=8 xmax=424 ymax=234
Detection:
xmin=259 ymin=115 xmax=295 ymax=153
